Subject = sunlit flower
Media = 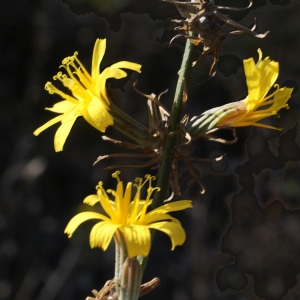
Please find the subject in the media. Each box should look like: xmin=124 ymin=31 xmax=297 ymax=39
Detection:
xmin=216 ymin=49 xmax=293 ymax=130
xmin=33 ymin=39 xmax=142 ymax=151
xmin=64 ymin=171 xmax=192 ymax=257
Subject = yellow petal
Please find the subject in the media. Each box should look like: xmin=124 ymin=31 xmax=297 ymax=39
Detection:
xmin=256 ymin=59 xmax=278 ymax=101
xmin=83 ymin=194 xmax=99 ymax=206
xmin=97 ymin=68 xmax=127 ymax=103
xmin=149 ymin=221 xmax=186 ymax=250
xmin=96 ymin=61 xmax=141 ymax=100
xmin=46 ymin=100 xmax=74 ymax=114
xmin=90 ymin=221 xmax=119 ymax=250
xmin=269 ymin=87 xmax=293 ymax=110
xmin=243 ymin=56 xmax=260 ymax=106
xmin=243 ymin=49 xmax=279 ymax=110
xmin=121 ymin=225 xmax=151 ymax=257
xmin=82 ymin=96 xmax=114 ymax=132
xmin=53 ymin=116 xmax=78 ymax=151
xmin=109 ymin=61 xmax=142 ymax=74
xmin=141 ymin=212 xmax=180 ymax=226
xmin=91 ymin=39 xmax=106 ymax=79
xmin=154 ymin=200 xmax=193 ymax=213
xmin=99 ymin=66 xmax=128 ymax=82
xmin=33 ymin=115 xmax=63 ymax=136
xmin=249 ymin=122 xmax=281 ymax=130
xmin=141 ymin=200 xmax=192 ymax=224
xmin=64 ymin=212 xmax=108 ymax=237
xmin=115 ymin=182 xmax=131 ymax=223
xmin=95 ymin=185 xmax=116 ymax=220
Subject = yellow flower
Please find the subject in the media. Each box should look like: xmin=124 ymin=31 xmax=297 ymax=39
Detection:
xmin=33 ymin=39 xmax=142 ymax=151
xmin=64 ymin=171 xmax=192 ymax=257
xmin=217 ymin=49 xmax=293 ymax=130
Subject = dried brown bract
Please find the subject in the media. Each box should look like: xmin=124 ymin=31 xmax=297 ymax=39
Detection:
xmin=86 ymin=277 xmax=160 ymax=300
xmin=165 ymin=0 xmax=269 ymax=76
xmin=86 ymin=280 xmax=116 ymax=300
xmin=94 ymin=83 xmax=224 ymax=197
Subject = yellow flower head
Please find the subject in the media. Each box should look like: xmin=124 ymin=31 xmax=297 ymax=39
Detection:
xmin=33 ymin=39 xmax=142 ymax=151
xmin=217 ymin=49 xmax=293 ymax=130
xmin=64 ymin=171 xmax=192 ymax=257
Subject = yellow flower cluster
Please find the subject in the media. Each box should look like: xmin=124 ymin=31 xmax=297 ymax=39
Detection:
xmin=34 ymin=39 xmax=293 ymax=263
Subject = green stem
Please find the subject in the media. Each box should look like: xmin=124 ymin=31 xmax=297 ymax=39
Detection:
xmin=110 ymin=102 xmax=152 ymax=146
xmin=114 ymin=230 xmax=128 ymax=294
xmin=139 ymin=38 xmax=194 ymax=273
xmin=152 ymin=38 xmax=194 ymax=209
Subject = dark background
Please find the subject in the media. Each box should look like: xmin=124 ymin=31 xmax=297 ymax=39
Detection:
xmin=1 ymin=0 xmax=300 ymax=299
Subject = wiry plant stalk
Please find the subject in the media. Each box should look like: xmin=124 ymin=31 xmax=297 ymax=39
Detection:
xmin=152 ymin=37 xmax=195 ymax=209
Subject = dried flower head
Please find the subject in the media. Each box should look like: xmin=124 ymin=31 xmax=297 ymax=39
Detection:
xmin=165 ymin=0 xmax=268 ymax=76
xmin=94 ymin=85 xmax=225 ymax=196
